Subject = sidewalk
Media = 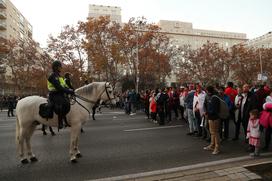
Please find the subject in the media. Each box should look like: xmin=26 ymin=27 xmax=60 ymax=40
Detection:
xmin=91 ymin=153 xmax=272 ymax=181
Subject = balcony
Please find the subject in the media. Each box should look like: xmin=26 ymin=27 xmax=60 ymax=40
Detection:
xmin=0 ymin=0 xmax=7 ymax=9
xmin=0 ymin=21 xmax=6 ymax=30
xmin=0 ymin=10 xmax=6 ymax=19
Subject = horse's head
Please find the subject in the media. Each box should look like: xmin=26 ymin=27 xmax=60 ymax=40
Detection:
xmin=100 ymin=82 xmax=116 ymax=105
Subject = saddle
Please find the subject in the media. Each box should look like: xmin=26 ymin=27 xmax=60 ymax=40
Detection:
xmin=39 ymin=99 xmax=71 ymax=130
xmin=39 ymin=103 xmax=54 ymax=119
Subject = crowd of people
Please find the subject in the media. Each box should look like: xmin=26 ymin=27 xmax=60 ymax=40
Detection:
xmin=2 ymin=78 xmax=272 ymax=157
xmin=120 ymin=82 xmax=272 ymax=156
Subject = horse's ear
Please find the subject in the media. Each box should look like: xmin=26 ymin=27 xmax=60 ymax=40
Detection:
xmin=106 ymin=82 xmax=113 ymax=88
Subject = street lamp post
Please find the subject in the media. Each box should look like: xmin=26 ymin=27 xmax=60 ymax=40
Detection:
xmin=136 ymin=32 xmax=139 ymax=93
xmin=257 ymin=45 xmax=265 ymax=82
xmin=259 ymin=46 xmax=263 ymax=77
xmin=135 ymin=20 xmax=142 ymax=93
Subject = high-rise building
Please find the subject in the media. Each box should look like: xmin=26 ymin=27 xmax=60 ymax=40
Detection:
xmin=88 ymin=4 xmax=121 ymax=24
xmin=246 ymin=31 xmax=272 ymax=48
xmin=0 ymin=0 xmax=32 ymax=41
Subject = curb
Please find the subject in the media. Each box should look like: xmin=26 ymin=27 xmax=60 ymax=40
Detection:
xmin=88 ymin=152 xmax=272 ymax=181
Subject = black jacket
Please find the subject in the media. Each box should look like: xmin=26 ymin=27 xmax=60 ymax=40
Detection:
xmin=205 ymin=94 xmax=220 ymax=120
xmin=238 ymin=91 xmax=258 ymax=123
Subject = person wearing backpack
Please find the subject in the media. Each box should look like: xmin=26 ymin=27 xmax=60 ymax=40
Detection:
xmin=203 ymin=85 xmax=221 ymax=155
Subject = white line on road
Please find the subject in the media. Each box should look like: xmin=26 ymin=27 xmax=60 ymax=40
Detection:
xmin=94 ymin=112 xmax=125 ymax=116
xmin=0 ymin=124 xmax=15 ymax=128
xmin=124 ymin=125 xmax=183 ymax=132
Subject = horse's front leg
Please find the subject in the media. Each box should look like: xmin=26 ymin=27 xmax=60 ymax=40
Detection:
xmin=69 ymin=123 xmax=81 ymax=163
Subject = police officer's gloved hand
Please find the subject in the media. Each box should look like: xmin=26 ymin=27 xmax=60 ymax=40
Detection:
xmin=68 ymin=89 xmax=75 ymax=95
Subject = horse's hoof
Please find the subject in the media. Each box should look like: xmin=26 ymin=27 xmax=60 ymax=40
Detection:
xmin=76 ymin=153 xmax=82 ymax=158
xmin=30 ymin=156 xmax=38 ymax=162
xmin=51 ymin=132 xmax=56 ymax=136
xmin=21 ymin=159 xmax=29 ymax=164
xmin=70 ymin=158 xmax=77 ymax=163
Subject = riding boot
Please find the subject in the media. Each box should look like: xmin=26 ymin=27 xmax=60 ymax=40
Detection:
xmin=58 ymin=115 xmax=63 ymax=131
xmin=49 ymin=126 xmax=55 ymax=136
xmin=64 ymin=117 xmax=71 ymax=127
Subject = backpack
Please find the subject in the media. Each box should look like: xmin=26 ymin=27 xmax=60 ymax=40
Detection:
xmin=212 ymin=95 xmax=230 ymax=119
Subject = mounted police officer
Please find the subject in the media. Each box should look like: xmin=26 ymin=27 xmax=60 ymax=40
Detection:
xmin=48 ymin=60 xmax=74 ymax=129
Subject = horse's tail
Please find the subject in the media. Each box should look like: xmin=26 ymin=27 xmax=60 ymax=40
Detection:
xmin=15 ymin=115 xmax=20 ymax=153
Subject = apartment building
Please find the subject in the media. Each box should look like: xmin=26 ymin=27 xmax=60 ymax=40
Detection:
xmin=0 ymin=0 xmax=34 ymax=95
xmin=158 ymin=20 xmax=248 ymax=85
xmin=0 ymin=0 xmax=32 ymax=41
xmin=158 ymin=20 xmax=247 ymax=50
xmin=246 ymin=31 xmax=272 ymax=48
xmin=88 ymin=4 xmax=122 ymax=24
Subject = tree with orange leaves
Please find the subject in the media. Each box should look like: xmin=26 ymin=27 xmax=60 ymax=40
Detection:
xmin=230 ymin=45 xmax=272 ymax=85
xmin=79 ymin=16 xmax=125 ymax=86
xmin=177 ymin=41 xmax=231 ymax=85
xmin=47 ymin=24 xmax=87 ymax=88
xmin=80 ymin=16 xmax=172 ymax=89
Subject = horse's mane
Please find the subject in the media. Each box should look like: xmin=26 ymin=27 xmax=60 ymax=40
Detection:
xmin=75 ymin=82 xmax=106 ymax=97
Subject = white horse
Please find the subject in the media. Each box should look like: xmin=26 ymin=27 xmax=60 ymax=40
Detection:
xmin=15 ymin=82 xmax=116 ymax=164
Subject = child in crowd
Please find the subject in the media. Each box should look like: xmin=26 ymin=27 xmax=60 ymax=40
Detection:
xmin=247 ymin=109 xmax=261 ymax=157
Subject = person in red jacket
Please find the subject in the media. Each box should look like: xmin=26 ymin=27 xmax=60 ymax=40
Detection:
xmin=224 ymin=82 xmax=237 ymax=104
xmin=225 ymin=82 xmax=237 ymax=123
xmin=149 ymin=91 xmax=157 ymax=123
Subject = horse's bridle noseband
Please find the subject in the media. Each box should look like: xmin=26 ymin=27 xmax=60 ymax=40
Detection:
xmin=104 ymin=82 xmax=115 ymax=105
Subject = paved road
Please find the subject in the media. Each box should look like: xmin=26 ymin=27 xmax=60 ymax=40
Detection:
xmin=0 ymin=109 xmax=253 ymax=181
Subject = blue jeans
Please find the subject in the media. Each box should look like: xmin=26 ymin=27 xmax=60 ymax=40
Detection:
xmin=187 ymin=109 xmax=197 ymax=133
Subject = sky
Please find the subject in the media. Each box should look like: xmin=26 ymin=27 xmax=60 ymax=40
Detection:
xmin=11 ymin=0 xmax=272 ymax=48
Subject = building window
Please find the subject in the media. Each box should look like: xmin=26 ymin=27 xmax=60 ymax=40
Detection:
xmin=19 ymin=32 xmax=24 ymax=39
xmin=174 ymin=22 xmax=179 ymax=28
xmin=27 ymin=23 xmax=32 ymax=31
xmin=19 ymin=14 xmax=24 ymax=22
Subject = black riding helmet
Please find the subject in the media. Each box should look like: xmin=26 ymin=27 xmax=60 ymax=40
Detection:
xmin=52 ymin=60 xmax=62 ymax=72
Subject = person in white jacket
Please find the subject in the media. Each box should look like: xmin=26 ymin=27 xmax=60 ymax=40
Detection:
xmin=193 ymin=85 xmax=206 ymax=137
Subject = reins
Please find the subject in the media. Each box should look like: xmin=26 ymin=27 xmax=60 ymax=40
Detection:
xmin=71 ymin=96 xmax=91 ymax=116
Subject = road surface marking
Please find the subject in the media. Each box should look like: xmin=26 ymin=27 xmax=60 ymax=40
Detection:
xmin=124 ymin=125 xmax=183 ymax=132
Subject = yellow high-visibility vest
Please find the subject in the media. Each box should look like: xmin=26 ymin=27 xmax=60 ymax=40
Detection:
xmin=47 ymin=77 xmax=68 ymax=91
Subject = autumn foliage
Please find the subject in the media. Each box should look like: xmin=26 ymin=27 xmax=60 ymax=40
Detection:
xmin=1 ymin=16 xmax=272 ymax=96
xmin=177 ymin=42 xmax=272 ymax=86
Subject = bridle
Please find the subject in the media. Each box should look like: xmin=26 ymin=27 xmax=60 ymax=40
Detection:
xmin=104 ymin=82 xmax=115 ymax=105
xmin=73 ymin=82 xmax=115 ymax=114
